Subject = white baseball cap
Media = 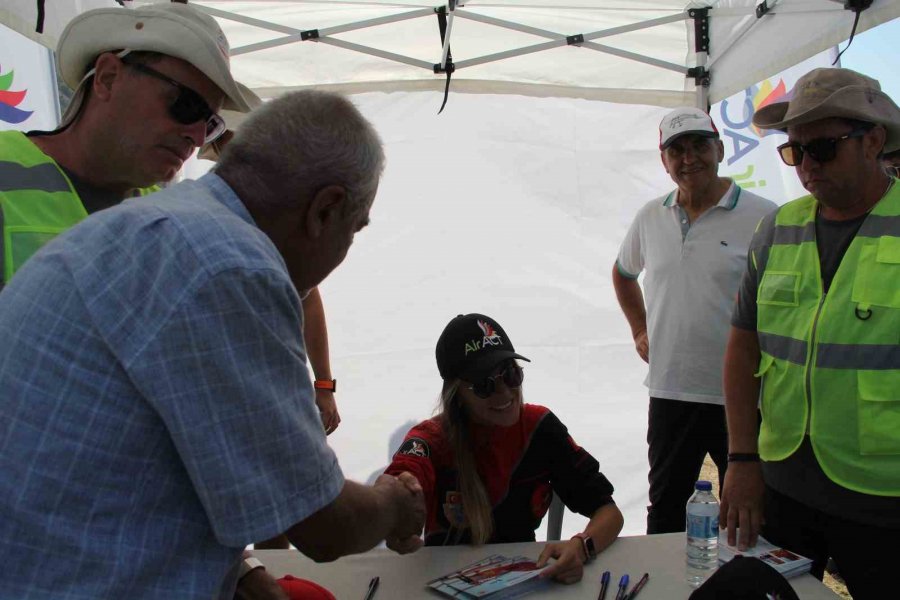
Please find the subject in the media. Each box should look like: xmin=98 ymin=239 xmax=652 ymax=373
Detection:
xmin=56 ymin=2 xmax=252 ymax=127
xmin=659 ymin=107 xmax=719 ymax=150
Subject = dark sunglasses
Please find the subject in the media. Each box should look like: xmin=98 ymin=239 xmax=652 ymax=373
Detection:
xmin=776 ymin=128 xmax=870 ymax=167
xmin=124 ymin=60 xmax=226 ymax=144
xmin=467 ymin=364 xmax=524 ymax=399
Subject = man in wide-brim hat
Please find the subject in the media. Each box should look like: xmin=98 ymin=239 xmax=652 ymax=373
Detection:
xmin=721 ymin=67 xmax=900 ymax=599
xmin=0 ymin=2 xmax=252 ymax=288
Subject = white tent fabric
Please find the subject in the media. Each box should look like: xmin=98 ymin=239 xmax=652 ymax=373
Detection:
xmin=183 ymin=92 xmax=678 ymax=540
xmin=3 ymin=1 xmax=898 ymax=107
xmin=1 ymin=0 xmax=897 ymax=541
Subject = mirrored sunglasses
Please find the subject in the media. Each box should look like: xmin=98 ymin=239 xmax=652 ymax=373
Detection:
xmin=124 ymin=60 xmax=226 ymax=144
xmin=776 ymin=128 xmax=869 ymax=167
xmin=467 ymin=364 xmax=524 ymax=399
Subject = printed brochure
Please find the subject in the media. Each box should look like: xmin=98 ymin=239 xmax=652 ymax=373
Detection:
xmin=427 ymin=554 xmax=550 ymax=599
xmin=718 ymin=530 xmax=813 ymax=579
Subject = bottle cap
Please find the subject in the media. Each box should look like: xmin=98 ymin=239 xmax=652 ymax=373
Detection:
xmin=694 ymin=480 xmax=713 ymax=491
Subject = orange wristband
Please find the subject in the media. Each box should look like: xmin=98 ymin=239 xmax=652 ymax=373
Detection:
xmin=314 ymin=379 xmax=337 ymax=392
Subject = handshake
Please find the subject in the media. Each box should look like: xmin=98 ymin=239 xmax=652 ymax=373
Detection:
xmin=374 ymin=471 xmax=427 ymax=555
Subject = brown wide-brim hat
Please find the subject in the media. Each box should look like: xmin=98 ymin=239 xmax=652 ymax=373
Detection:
xmin=753 ymin=67 xmax=900 ymax=153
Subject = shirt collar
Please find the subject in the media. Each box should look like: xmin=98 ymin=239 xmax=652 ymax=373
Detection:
xmin=663 ymin=179 xmax=741 ymax=211
xmin=199 ymin=172 xmax=257 ymax=226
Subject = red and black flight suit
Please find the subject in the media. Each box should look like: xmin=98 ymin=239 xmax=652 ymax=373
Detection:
xmin=385 ymin=404 xmax=616 ymax=545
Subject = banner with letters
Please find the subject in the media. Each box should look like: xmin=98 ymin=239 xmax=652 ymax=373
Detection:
xmin=0 ymin=23 xmax=59 ymax=132
xmin=712 ymin=50 xmax=837 ymax=205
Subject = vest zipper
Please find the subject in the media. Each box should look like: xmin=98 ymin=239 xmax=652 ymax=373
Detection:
xmin=804 ymin=296 xmax=826 ymax=436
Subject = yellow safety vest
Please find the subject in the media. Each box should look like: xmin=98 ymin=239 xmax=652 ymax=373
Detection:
xmin=754 ymin=180 xmax=900 ymax=495
xmin=0 ymin=131 xmax=160 ymax=285
xmin=0 ymin=131 xmax=87 ymax=284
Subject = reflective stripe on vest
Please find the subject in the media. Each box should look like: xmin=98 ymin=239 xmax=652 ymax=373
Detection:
xmin=0 ymin=131 xmax=86 ymax=284
xmin=755 ymin=180 xmax=900 ymax=495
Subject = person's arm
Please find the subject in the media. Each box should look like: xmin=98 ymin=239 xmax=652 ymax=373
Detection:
xmin=301 ymin=287 xmax=340 ymax=435
xmin=383 ymin=430 xmax=439 ymax=551
xmin=285 ymin=474 xmax=425 ymax=562
xmin=536 ymin=503 xmax=624 ymax=584
xmin=535 ymin=411 xmax=623 ymax=583
xmin=611 ymin=264 xmax=649 ymax=363
xmin=720 ymin=326 xmax=765 ymax=551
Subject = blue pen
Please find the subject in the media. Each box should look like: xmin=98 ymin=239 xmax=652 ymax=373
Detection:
xmin=614 ymin=574 xmax=630 ymax=600
xmin=597 ymin=570 xmax=611 ymax=600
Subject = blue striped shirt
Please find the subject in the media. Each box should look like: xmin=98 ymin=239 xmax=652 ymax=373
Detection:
xmin=0 ymin=173 xmax=344 ymax=599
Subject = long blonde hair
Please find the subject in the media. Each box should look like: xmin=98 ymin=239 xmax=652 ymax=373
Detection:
xmin=439 ymin=379 xmax=494 ymax=545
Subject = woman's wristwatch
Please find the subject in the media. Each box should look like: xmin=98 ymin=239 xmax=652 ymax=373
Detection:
xmin=571 ymin=532 xmax=596 ymax=563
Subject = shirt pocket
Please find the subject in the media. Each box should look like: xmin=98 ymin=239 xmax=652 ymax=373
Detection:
xmin=758 ymin=271 xmax=801 ymax=307
xmin=852 ymin=236 xmax=900 ymax=309
xmin=858 ymin=369 xmax=900 ymax=455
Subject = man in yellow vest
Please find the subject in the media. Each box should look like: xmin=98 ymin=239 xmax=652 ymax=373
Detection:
xmin=721 ymin=68 xmax=900 ymax=599
xmin=0 ymin=3 xmax=252 ymax=289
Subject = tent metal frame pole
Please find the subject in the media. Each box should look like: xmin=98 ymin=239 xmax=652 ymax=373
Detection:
xmin=438 ymin=0 xmax=458 ymax=70
xmin=688 ymin=7 xmax=710 ymax=111
xmin=198 ymin=4 xmax=313 ymax=36
xmin=456 ymin=10 xmax=688 ymax=43
xmin=318 ymin=37 xmax=435 ymax=70
xmin=581 ymin=42 xmax=685 ymax=74
xmin=451 ymin=9 xmax=690 ymax=73
xmin=199 ymin=2 xmax=694 ymax=81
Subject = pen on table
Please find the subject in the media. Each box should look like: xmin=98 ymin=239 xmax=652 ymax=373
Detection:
xmin=597 ymin=570 xmax=611 ymax=600
xmin=363 ymin=576 xmax=379 ymax=600
xmin=625 ymin=572 xmax=649 ymax=600
xmin=614 ymin=573 xmax=629 ymax=600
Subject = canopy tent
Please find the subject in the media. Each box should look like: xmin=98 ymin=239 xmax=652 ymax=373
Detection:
xmin=1 ymin=1 xmax=898 ymax=541
xmin=4 ymin=1 xmax=899 ymax=109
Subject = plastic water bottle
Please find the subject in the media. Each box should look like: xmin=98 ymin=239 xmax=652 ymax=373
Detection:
xmin=685 ymin=480 xmax=719 ymax=587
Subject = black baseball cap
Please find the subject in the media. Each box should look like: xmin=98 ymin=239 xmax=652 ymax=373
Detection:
xmin=435 ymin=313 xmax=530 ymax=382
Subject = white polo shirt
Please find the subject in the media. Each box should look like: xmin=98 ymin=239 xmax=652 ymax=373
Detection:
xmin=616 ymin=181 xmax=776 ymax=405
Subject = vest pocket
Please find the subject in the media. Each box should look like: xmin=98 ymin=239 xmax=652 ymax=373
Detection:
xmin=858 ymin=369 xmax=900 ymax=455
xmin=852 ymin=237 xmax=900 ymax=309
xmin=758 ymin=271 xmax=801 ymax=307
xmin=756 ymin=352 xmax=806 ymax=460
xmin=8 ymin=228 xmax=64 ymax=277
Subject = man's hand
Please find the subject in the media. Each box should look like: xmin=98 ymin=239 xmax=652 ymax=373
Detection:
xmin=720 ymin=462 xmax=766 ymax=550
xmin=633 ymin=329 xmax=649 ymax=363
xmin=233 ymin=567 xmax=289 ymax=600
xmin=536 ymin=539 xmax=584 ymax=584
xmin=315 ymin=389 xmax=340 ymax=435
xmin=376 ymin=472 xmax=425 ymax=555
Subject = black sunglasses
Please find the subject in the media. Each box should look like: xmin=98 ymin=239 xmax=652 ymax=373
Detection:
xmin=776 ymin=128 xmax=870 ymax=167
xmin=124 ymin=60 xmax=226 ymax=144
xmin=467 ymin=364 xmax=524 ymax=399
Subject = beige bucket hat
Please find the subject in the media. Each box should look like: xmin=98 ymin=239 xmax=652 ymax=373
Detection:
xmin=753 ymin=67 xmax=900 ymax=153
xmin=56 ymin=2 xmax=252 ymax=126
xmin=197 ymin=82 xmax=263 ymax=161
